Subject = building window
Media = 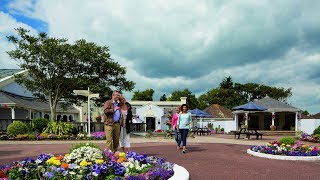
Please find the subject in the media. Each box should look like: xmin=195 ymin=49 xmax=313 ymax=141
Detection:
xmin=57 ymin=115 xmax=61 ymax=121
xmin=69 ymin=115 xmax=73 ymax=122
xmin=44 ymin=114 xmax=49 ymax=119
xmin=63 ymin=115 xmax=68 ymax=122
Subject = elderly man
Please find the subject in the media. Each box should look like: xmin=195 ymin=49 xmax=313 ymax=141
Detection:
xmin=103 ymin=91 xmax=121 ymax=152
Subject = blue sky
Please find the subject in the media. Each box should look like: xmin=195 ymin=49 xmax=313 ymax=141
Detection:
xmin=0 ymin=0 xmax=319 ymax=114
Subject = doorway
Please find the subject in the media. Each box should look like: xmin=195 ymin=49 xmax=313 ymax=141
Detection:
xmin=146 ymin=117 xmax=156 ymax=131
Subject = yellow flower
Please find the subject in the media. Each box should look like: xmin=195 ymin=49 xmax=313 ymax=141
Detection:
xmin=119 ymin=152 xmax=126 ymax=158
xmin=80 ymin=160 xmax=88 ymax=166
xmin=95 ymin=159 xmax=104 ymax=164
xmin=267 ymin=143 xmax=271 ymax=147
xmin=64 ymin=154 xmax=70 ymax=157
xmin=281 ymin=144 xmax=285 ymax=146
xmin=53 ymin=160 xmax=61 ymax=166
xmin=46 ymin=157 xmax=57 ymax=164
xmin=286 ymin=144 xmax=291 ymax=147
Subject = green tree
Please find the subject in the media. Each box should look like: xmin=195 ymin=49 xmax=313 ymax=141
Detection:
xmin=301 ymin=110 xmax=309 ymax=116
xmin=198 ymin=76 xmax=292 ymax=109
xmin=167 ymin=89 xmax=198 ymax=109
xmin=160 ymin=94 xmax=167 ymax=101
xmin=131 ymin=88 xmax=154 ymax=101
xmin=7 ymin=28 xmax=135 ymax=120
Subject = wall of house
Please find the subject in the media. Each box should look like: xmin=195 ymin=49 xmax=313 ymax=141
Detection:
xmin=300 ymin=119 xmax=320 ymax=134
xmin=200 ymin=119 xmax=235 ymax=133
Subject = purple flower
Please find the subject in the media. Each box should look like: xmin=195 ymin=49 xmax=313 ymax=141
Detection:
xmin=44 ymin=172 xmax=54 ymax=179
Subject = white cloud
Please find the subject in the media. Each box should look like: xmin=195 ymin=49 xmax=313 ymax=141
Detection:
xmin=1 ymin=0 xmax=319 ymax=113
xmin=0 ymin=12 xmax=37 ymax=68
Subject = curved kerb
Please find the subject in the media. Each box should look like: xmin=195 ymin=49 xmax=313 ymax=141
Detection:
xmin=247 ymin=149 xmax=320 ymax=161
xmin=169 ymin=164 xmax=190 ymax=180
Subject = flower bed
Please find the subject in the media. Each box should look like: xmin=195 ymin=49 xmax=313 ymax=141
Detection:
xmin=300 ymin=133 xmax=320 ymax=143
xmin=250 ymin=141 xmax=320 ymax=156
xmin=0 ymin=144 xmax=176 ymax=179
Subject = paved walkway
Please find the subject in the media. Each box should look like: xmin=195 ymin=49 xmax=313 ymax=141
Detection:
xmin=1 ymin=135 xmax=320 ymax=179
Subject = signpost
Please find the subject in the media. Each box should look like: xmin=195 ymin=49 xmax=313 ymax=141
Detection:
xmin=73 ymin=88 xmax=99 ymax=136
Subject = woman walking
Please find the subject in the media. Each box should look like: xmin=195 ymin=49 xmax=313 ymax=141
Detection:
xmin=119 ymin=95 xmax=133 ymax=152
xmin=177 ymin=104 xmax=192 ymax=153
xmin=171 ymin=106 xmax=181 ymax=149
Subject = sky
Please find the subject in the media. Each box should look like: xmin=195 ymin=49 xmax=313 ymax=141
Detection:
xmin=0 ymin=0 xmax=319 ymax=114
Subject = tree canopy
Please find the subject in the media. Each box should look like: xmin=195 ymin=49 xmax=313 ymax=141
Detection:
xmin=198 ymin=76 xmax=292 ymax=109
xmin=167 ymin=89 xmax=198 ymax=109
xmin=160 ymin=94 xmax=167 ymax=101
xmin=7 ymin=27 xmax=135 ymax=120
xmin=131 ymin=88 xmax=154 ymax=101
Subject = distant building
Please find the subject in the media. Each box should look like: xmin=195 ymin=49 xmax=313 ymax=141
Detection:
xmin=128 ymin=98 xmax=187 ymax=131
xmin=0 ymin=69 xmax=79 ymax=122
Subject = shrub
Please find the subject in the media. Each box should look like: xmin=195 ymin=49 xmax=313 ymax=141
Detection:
xmin=314 ymin=134 xmax=320 ymax=139
xmin=16 ymin=134 xmax=29 ymax=140
xmin=28 ymin=134 xmax=36 ymax=140
xmin=69 ymin=142 xmax=102 ymax=153
xmin=221 ymin=128 xmax=225 ymax=132
xmin=313 ymin=126 xmax=320 ymax=135
xmin=43 ymin=121 xmax=74 ymax=135
xmin=7 ymin=121 xmax=30 ymax=136
xmin=32 ymin=118 xmax=50 ymax=133
xmin=279 ymin=136 xmax=295 ymax=145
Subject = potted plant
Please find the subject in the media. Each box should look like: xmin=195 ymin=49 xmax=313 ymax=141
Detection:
xmin=270 ymin=125 xmax=276 ymax=131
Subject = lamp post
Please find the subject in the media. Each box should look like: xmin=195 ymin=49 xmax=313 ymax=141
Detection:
xmin=73 ymin=88 xmax=99 ymax=136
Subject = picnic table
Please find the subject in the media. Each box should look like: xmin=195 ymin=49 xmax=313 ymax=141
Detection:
xmin=196 ymin=128 xmax=211 ymax=136
xmin=234 ymin=128 xmax=263 ymax=140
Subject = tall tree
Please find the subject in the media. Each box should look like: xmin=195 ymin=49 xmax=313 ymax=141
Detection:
xmin=160 ymin=94 xmax=167 ymax=101
xmin=7 ymin=28 xmax=135 ymax=120
xmin=131 ymin=88 xmax=154 ymax=101
xmin=198 ymin=76 xmax=292 ymax=109
xmin=167 ymin=89 xmax=198 ymax=109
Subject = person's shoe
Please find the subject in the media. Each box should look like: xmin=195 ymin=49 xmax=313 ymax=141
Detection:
xmin=182 ymin=149 xmax=186 ymax=153
xmin=177 ymin=146 xmax=180 ymax=150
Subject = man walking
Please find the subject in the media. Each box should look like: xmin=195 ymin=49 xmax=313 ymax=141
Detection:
xmin=103 ymin=91 xmax=121 ymax=152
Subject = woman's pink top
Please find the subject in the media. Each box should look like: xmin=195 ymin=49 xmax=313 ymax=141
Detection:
xmin=171 ymin=113 xmax=179 ymax=130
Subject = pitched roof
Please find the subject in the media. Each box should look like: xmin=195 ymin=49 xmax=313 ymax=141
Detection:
xmin=0 ymin=91 xmax=78 ymax=113
xmin=0 ymin=69 xmax=22 ymax=79
xmin=313 ymin=113 xmax=320 ymax=119
xmin=203 ymin=104 xmax=234 ymax=119
xmin=254 ymin=97 xmax=300 ymax=112
xmin=1 ymin=82 xmax=34 ymax=97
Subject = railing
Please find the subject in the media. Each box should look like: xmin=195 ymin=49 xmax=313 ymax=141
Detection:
xmin=0 ymin=119 xmax=147 ymax=134
xmin=0 ymin=119 xmax=32 ymax=133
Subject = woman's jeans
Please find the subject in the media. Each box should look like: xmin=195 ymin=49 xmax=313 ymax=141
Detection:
xmin=179 ymin=129 xmax=189 ymax=147
xmin=174 ymin=128 xmax=181 ymax=146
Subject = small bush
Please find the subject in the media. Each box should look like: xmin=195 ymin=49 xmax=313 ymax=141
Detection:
xmin=43 ymin=121 xmax=74 ymax=135
xmin=279 ymin=136 xmax=295 ymax=145
xmin=314 ymin=134 xmax=320 ymax=139
xmin=313 ymin=126 xmax=320 ymax=135
xmin=221 ymin=128 xmax=225 ymax=132
xmin=32 ymin=118 xmax=50 ymax=133
xmin=7 ymin=121 xmax=30 ymax=136
xmin=69 ymin=142 xmax=101 ymax=153
xmin=16 ymin=134 xmax=29 ymax=140
xmin=28 ymin=134 xmax=36 ymax=140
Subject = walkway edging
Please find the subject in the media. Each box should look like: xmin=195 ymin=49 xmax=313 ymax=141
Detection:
xmin=247 ymin=149 xmax=320 ymax=161
xmin=169 ymin=164 xmax=189 ymax=180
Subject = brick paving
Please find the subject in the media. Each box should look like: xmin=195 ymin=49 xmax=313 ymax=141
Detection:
xmin=1 ymin=135 xmax=320 ymax=180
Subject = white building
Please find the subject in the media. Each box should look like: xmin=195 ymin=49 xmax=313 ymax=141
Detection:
xmin=128 ymin=98 xmax=187 ymax=131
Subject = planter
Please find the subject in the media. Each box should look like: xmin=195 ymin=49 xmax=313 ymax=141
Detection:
xmin=169 ymin=164 xmax=189 ymax=180
xmin=247 ymin=149 xmax=320 ymax=161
